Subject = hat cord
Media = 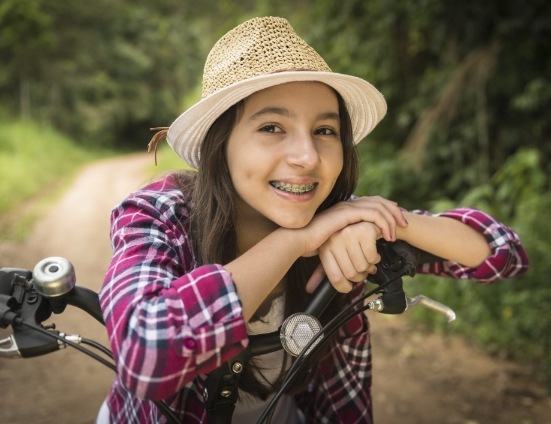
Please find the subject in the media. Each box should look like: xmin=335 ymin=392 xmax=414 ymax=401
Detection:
xmin=147 ymin=127 xmax=169 ymax=165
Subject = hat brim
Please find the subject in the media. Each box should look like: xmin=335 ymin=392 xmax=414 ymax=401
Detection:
xmin=167 ymin=71 xmax=387 ymax=169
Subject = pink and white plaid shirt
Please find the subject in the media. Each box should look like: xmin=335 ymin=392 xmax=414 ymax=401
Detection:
xmin=99 ymin=175 xmax=528 ymax=423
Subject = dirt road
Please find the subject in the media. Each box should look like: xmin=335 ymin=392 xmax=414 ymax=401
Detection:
xmin=0 ymin=154 xmax=549 ymax=423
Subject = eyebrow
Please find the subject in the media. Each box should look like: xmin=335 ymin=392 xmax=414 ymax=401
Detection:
xmin=248 ymin=107 xmax=294 ymax=121
xmin=248 ymin=107 xmax=340 ymax=122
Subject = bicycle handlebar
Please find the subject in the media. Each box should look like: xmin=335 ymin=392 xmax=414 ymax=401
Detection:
xmin=0 ymin=261 xmax=105 ymax=358
xmin=0 ymin=241 xmax=455 ymax=359
xmin=0 ymin=240 xmax=456 ymax=424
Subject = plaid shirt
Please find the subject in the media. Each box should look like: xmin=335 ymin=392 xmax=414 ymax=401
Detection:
xmin=99 ymin=175 xmax=528 ymax=423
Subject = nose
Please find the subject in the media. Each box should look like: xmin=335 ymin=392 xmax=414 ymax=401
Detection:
xmin=285 ymin=131 xmax=321 ymax=169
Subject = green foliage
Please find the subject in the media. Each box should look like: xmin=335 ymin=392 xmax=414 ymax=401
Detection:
xmin=0 ymin=1 xmax=203 ymax=148
xmin=0 ymin=0 xmax=54 ymax=78
xmin=404 ymin=148 xmax=551 ymax=383
xmin=295 ymin=0 xmax=551 ymax=203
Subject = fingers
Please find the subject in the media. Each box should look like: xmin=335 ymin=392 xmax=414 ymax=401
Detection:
xmin=350 ymin=196 xmax=407 ymax=241
xmin=318 ymin=223 xmax=381 ymax=293
xmin=299 ymin=195 xmax=407 ymax=259
xmin=321 ymin=251 xmax=356 ymax=292
xmin=368 ymin=196 xmax=408 ymax=227
xmin=319 ymin=250 xmax=377 ymax=294
xmin=301 ymin=196 xmax=406 ymax=295
xmin=305 ymin=263 xmax=326 ymax=293
xmin=358 ymin=233 xmax=381 ymax=266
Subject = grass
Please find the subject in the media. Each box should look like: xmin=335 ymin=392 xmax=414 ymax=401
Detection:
xmin=0 ymin=121 xmax=193 ymax=241
xmin=0 ymin=119 xmax=110 ymax=241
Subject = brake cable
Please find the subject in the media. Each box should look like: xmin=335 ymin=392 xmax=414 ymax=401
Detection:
xmin=255 ymin=278 xmax=399 ymax=424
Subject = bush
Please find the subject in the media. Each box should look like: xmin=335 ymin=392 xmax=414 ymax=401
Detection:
xmin=401 ymin=149 xmax=551 ymax=384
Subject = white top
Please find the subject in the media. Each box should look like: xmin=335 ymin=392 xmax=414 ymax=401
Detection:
xmin=232 ymin=295 xmax=301 ymax=424
xmin=96 ymin=295 xmax=300 ymax=424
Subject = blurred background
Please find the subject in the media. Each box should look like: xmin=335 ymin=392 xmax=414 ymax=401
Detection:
xmin=0 ymin=0 xmax=550 ymax=423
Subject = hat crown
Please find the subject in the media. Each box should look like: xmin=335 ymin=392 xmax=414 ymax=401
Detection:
xmin=202 ymin=17 xmax=331 ymax=98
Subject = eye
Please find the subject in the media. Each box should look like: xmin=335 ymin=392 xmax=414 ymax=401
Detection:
xmin=259 ymin=124 xmax=283 ymax=133
xmin=315 ymin=127 xmax=338 ymax=136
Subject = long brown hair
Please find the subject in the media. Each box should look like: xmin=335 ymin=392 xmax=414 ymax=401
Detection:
xmin=174 ymin=88 xmax=358 ymax=398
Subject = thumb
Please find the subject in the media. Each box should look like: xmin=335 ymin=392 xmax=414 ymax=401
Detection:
xmin=305 ymin=263 xmax=326 ymax=294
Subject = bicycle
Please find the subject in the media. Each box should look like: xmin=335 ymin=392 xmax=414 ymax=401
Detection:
xmin=0 ymin=240 xmax=456 ymax=424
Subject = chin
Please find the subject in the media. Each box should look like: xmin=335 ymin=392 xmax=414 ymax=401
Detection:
xmin=275 ymin=215 xmax=313 ymax=229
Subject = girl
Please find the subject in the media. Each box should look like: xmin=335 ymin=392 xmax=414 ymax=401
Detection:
xmin=98 ymin=17 xmax=528 ymax=423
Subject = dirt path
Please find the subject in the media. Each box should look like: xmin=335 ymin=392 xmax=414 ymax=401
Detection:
xmin=0 ymin=154 xmax=549 ymax=424
xmin=0 ymin=154 xmax=154 ymax=424
xmin=371 ymin=314 xmax=550 ymax=424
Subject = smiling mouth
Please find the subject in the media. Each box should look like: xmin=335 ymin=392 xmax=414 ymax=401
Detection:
xmin=270 ymin=181 xmax=317 ymax=194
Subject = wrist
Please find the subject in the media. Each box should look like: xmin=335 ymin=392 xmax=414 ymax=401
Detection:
xmin=395 ymin=211 xmax=417 ymax=243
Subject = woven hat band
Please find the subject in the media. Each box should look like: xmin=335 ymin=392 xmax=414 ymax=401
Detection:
xmin=202 ymin=17 xmax=331 ymax=98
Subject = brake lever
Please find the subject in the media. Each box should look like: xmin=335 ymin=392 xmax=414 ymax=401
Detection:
xmin=0 ymin=258 xmax=104 ymax=359
xmin=0 ymin=268 xmax=59 ymax=358
xmin=406 ymin=295 xmax=456 ymax=322
xmin=0 ymin=334 xmax=20 ymax=357
xmin=367 ymin=240 xmax=456 ymax=321
xmin=366 ymin=240 xmax=417 ymax=315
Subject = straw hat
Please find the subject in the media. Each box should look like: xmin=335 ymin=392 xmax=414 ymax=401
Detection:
xmin=167 ymin=16 xmax=387 ymax=169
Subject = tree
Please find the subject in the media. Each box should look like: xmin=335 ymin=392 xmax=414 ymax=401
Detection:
xmin=0 ymin=0 xmax=54 ymax=119
xmin=286 ymin=0 xmax=550 ymax=204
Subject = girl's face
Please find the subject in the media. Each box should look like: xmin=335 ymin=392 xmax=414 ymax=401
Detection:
xmin=226 ymin=81 xmax=344 ymax=233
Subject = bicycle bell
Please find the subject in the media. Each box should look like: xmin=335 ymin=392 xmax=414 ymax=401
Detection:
xmin=32 ymin=257 xmax=76 ymax=298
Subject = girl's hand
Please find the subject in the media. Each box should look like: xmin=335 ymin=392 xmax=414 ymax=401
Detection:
xmin=318 ymin=221 xmax=382 ymax=292
xmin=305 ymin=221 xmax=381 ymax=293
xmin=301 ymin=196 xmax=407 ymax=293
xmin=300 ymin=195 xmax=407 ymax=256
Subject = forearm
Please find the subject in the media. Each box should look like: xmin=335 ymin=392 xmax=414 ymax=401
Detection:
xmin=396 ymin=211 xmax=491 ymax=268
xmin=101 ymin=261 xmax=249 ymax=399
xmin=224 ymin=227 xmax=302 ymax=321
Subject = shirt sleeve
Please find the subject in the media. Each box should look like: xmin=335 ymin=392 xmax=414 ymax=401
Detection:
xmin=412 ymin=208 xmax=529 ymax=283
xmin=99 ymin=185 xmax=248 ymax=401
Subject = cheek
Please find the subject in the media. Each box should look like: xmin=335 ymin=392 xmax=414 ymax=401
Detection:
xmin=326 ymin=150 xmax=345 ymax=192
xmin=335 ymin=151 xmax=344 ymax=170
xmin=226 ymin=132 xmax=260 ymax=176
xmin=328 ymin=146 xmax=344 ymax=177
xmin=227 ymin=155 xmax=259 ymax=192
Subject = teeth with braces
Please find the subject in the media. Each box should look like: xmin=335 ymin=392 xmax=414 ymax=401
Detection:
xmin=270 ymin=181 xmax=316 ymax=193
